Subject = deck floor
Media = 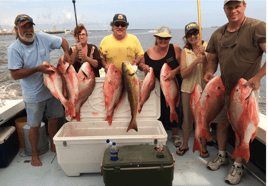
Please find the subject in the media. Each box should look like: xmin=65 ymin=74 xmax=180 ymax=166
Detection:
xmin=0 ymin=130 xmax=265 ymax=186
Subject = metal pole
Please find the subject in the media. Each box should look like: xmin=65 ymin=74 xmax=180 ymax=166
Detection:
xmin=72 ymin=0 xmax=79 ymax=42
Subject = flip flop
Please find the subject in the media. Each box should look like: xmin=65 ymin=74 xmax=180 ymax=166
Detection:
xmin=172 ymin=135 xmax=181 ymax=148
xmin=200 ymin=150 xmax=209 ymax=158
xmin=176 ymin=148 xmax=189 ymax=156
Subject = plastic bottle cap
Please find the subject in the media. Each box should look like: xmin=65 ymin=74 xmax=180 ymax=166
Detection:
xmin=106 ymin=139 xmax=110 ymax=143
xmin=112 ymin=142 xmax=116 ymax=145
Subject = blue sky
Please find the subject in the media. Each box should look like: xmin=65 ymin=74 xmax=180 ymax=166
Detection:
xmin=0 ymin=0 xmax=266 ymax=30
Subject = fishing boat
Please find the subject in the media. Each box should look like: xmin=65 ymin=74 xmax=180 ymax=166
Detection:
xmin=0 ymin=90 xmax=266 ymax=186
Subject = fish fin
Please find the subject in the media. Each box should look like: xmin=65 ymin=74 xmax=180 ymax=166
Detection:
xmin=231 ymin=142 xmax=250 ymax=162
xmin=126 ymin=119 xmax=138 ymax=132
xmin=138 ymin=103 xmax=143 ymax=114
xmin=114 ymin=89 xmax=125 ymax=110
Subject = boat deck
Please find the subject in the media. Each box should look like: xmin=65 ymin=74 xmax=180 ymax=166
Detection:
xmin=0 ymin=129 xmax=265 ymax=186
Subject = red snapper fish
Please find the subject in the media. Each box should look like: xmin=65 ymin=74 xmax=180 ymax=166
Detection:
xmin=103 ymin=64 xmax=124 ymax=125
xmin=74 ymin=62 xmax=96 ymax=121
xmin=122 ymin=61 xmax=139 ymax=132
xmin=160 ymin=63 xmax=180 ymax=123
xmin=190 ymin=76 xmax=225 ymax=153
xmin=57 ymin=56 xmax=79 ymax=118
xmin=138 ymin=67 xmax=155 ymax=113
xmin=227 ymin=78 xmax=260 ymax=162
xmin=43 ymin=62 xmax=72 ymax=113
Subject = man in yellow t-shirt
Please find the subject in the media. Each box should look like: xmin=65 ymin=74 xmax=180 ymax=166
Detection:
xmin=99 ymin=13 xmax=144 ymax=72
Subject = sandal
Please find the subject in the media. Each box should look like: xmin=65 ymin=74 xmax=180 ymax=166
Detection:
xmin=176 ymin=148 xmax=189 ymax=156
xmin=172 ymin=135 xmax=181 ymax=147
xmin=200 ymin=150 xmax=209 ymax=158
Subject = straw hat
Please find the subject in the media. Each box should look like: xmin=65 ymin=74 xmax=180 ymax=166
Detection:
xmin=154 ymin=26 xmax=172 ymax=38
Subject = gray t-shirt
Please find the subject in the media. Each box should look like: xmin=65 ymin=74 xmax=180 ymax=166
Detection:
xmin=206 ymin=17 xmax=266 ymax=94
xmin=8 ymin=32 xmax=62 ymax=103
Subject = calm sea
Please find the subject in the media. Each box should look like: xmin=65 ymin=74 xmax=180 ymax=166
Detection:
xmin=0 ymin=28 xmax=266 ymax=115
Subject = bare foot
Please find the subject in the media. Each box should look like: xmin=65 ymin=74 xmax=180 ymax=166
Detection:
xmin=51 ymin=143 xmax=56 ymax=152
xmin=31 ymin=155 xmax=42 ymax=166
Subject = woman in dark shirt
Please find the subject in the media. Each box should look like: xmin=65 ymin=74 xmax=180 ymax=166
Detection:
xmin=69 ymin=23 xmax=102 ymax=76
xmin=138 ymin=26 xmax=183 ymax=148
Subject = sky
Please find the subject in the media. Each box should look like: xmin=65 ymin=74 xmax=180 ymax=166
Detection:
xmin=0 ymin=0 xmax=266 ymax=31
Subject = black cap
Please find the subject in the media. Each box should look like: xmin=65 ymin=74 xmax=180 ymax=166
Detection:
xmin=113 ymin=14 xmax=128 ymax=23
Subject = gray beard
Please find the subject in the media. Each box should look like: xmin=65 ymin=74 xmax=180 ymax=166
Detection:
xmin=18 ymin=31 xmax=34 ymax=43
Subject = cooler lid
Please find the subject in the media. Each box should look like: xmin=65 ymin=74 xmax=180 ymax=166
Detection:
xmin=102 ymin=145 xmax=174 ymax=169
xmin=0 ymin=126 xmax=16 ymax=144
xmin=68 ymin=76 xmax=161 ymax=122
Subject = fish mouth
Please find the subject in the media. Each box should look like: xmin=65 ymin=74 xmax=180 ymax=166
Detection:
xmin=245 ymin=89 xmax=252 ymax=101
xmin=82 ymin=70 xmax=88 ymax=78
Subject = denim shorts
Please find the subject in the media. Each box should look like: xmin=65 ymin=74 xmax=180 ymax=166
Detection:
xmin=25 ymin=96 xmax=64 ymax=127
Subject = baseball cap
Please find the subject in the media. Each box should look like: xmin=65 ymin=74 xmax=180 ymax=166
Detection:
xmin=224 ymin=0 xmax=245 ymax=5
xmin=154 ymin=26 xmax=172 ymax=38
xmin=113 ymin=14 xmax=128 ymax=23
xmin=185 ymin=22 xmax=199 ymax=35
xmin=14 ymin=14 xmax=35 ymax=26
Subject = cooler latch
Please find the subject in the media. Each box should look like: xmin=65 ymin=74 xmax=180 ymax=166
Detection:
xmin=114 ymin=166 xmax=121 ymax=173
xmin=157 ymin=164 xmax=164 ymax=171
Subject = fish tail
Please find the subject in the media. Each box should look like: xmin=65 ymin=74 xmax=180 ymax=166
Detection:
xmin=74 ymin=112 xmax=81 ymax=121
xmin=170 ymin=109 xmax=179 ymax=123
xmin=126 ymin=119 xmax=138 ymax=132
xmin=231 ymin=142 xmax=250 ymax=162
xmin=105 ymin=114 xmax=113 ymax=126
xmin=201 ymin=129 xmax=210 ymax=142
xmin=193 ymin=137 xmax=202 ymax=153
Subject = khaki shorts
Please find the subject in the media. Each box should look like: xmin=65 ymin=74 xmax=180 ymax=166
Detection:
xmin=213 ymin=89 xmax=260 ymax=124
xmin=181 ymin=92 xmax=194 ymax=132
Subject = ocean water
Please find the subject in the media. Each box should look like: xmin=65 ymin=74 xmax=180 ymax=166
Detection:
xmin=0 ymin=28 xmax=266 ymax=115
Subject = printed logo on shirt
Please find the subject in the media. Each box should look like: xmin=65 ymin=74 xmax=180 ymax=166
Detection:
xmin=166 ymin=57 xmax=174 ymax=63
xmin=40 ymin=49 xmax=45 ymax=53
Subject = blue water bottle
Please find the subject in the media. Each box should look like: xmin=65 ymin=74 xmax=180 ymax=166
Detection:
xmin=110 ymin=142 xmax=118 ymax=161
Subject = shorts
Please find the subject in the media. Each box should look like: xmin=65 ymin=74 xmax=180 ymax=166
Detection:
xmin=213 ymin=89 xmax=260 ymax=124
xmin=25 ymin=96 xmax=64 ymax=127
xmin=181 ymin=92 xmax=194 ymax=132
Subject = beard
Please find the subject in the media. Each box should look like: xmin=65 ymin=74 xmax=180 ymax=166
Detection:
xmin=18 ymin=31 xmax=34 ymax=43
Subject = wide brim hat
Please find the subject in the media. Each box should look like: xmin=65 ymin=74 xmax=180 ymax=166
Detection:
xmin=185 ymin=22 xmax=199 ymax=36
xmin=154 ymin=26 xmax=172 ymax=38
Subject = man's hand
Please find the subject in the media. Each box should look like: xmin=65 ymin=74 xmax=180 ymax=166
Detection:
xmin=243 ymin=76 xmax=261 ymax=90
xmin=203 ymin=72 xmax=214 ymax=83
xmin=63 ymin=52 xmax=72 ymax=64
xmin=39 ymin=64 xmax=54 ymax=75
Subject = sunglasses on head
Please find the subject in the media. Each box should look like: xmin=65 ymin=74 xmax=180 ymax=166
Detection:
xmin=186 ymin=30 xmax=199 ymax=38
xmin=114 ymin=22 xmax=127 ymax=27
xmin=158 ymin=37 xmax=170 ymax=40
xmin=17 ymin=16 xmax=33 ymax=25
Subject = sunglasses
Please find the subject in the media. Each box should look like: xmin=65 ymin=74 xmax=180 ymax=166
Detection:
xmin=114 ymin=22 xmax=127 ymax=27
xmin=157 ymin=37 xmax=170 ymax=40
xmin=186 ymin=30 xmax=199 ymax=38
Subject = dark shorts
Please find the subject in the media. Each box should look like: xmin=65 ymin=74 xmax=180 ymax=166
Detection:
xmin=25 ymin=96 xmax=64 ymax=127
xmin=159 ymin=90 xmax=183 ymax=128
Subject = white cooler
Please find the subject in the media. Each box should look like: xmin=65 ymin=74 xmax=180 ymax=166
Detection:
xmin=53 ymin=77 xmax=167 ymax=176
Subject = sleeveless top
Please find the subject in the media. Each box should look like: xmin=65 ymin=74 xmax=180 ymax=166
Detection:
xmin=144 ymin=44 xmax=182 ymax=86
xmin=69 ymin=43 xmax=102 ymax=77
xmin=181 ymin=42 xmax=207 ymax=93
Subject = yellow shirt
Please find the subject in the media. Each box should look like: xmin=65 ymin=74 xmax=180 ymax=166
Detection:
xmin=99 ymin=33 xmax=144 ymax=72
xmin=181 ymin=42 xmax=208 ymax=93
